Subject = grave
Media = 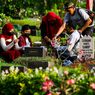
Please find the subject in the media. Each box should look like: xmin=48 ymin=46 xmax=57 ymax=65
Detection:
xmin=13 ymin=56 xmax=55 ymax=69
xmin=28 ymin=61 xmax=48 ymax=69
xmin=80 ymin=35 xmax=94 ymax=59
xmin=23 ymin=46 xmax=47 ymax=57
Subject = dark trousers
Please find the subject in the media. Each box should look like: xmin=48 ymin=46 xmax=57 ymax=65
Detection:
xmin=82 ymin=26 xmax=94 ymax=37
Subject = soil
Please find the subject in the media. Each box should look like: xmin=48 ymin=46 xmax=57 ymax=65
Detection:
xmin=71 ymin=59 xmax=95 ymax=71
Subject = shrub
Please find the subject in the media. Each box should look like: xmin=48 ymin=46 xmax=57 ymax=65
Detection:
xmin=0 ymin=65 xmax=95 ymax=95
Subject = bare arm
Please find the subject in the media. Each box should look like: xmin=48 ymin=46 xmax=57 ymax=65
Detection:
xmin=79 ymin=18 xmax=92 ymax=33
xmin=54 ymin=22 xmax=66 ymax=38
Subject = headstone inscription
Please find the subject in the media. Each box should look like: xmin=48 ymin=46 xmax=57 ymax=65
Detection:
xmin=80 ymin=35 xmax=94 ymax=59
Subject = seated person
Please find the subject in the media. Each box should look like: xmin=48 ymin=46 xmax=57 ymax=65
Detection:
xmin=18 ymin=25 xmax=32 ymax=48
xmin=53 ymin=29 xmax=81 ymax=66
xmin=40 ymin=12 xmax=63 ymax=47
xmin=0 ymin=23 xmax=22 ymax=62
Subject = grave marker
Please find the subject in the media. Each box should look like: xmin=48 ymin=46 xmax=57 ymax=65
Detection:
xmin=80 ymin=35 xmax=94 ymax=59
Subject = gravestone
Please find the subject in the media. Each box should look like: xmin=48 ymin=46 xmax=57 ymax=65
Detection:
xmin=80 ymin=35 xmax=94 ymax=59
xmin=28 ymin=61 xmax=48 ymax=69
xmin=23 ymin=47 xmax=47 ymax=57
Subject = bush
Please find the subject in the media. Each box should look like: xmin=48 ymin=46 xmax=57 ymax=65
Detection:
xmin=0 ymin=65 xmax=95 ymax=95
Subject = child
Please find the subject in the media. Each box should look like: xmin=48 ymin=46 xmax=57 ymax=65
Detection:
xmin=18 ymin=25 xmax=32 ymax=48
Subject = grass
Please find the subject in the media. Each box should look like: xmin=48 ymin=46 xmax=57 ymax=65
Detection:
xmin=11 ymin=18 xmax=41 ymax=28
xmin=30 ymin=36 xmax=41 ymax=43
xmin=1 ymin=18 xmax=95 ymax=69
xmin=0 ymin=59 xmax=22 ymax=71
xmin=0 ymin=56 xmax=23 ymax=67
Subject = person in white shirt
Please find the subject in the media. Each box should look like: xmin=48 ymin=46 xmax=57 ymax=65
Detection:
xmin=57 ymin=30 xmax=80 ymax=66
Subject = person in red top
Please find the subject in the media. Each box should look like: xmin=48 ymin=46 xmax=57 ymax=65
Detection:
xmin=0 ymin=23 xmax=22 ymax=62
xmin=18 ymin=25 xmax=32 ymax=48
xmin=40 ymin=12 xmax=63 ymax=46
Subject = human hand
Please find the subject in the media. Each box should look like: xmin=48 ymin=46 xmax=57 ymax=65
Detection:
xmin=51 ymin=37 xmax=60 ymax=48
xmin=52 ymin=36 xmax=57 ymax=42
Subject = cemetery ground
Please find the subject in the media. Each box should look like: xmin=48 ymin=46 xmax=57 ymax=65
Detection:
xmin=0 ymin=44 xmax=95 ymax=95
xmin=0 ymin=19 xmax=95 ymax=95
xmin=0 ymin=36 xmax=95 ymax=72
xmin=10 ymin=19 xmax=95 ymax=71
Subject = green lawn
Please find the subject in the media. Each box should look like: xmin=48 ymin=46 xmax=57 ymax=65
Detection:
xmin=11 ymin=18 xmax=41 ymax=28
xmin=30 ymin=36 xmax=41 ymax=43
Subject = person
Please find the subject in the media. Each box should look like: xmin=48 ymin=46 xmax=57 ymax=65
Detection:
xmin=0 ymin=23 xmax=22 ymax=62
xmin=54 ymin=2 xmax=94 ymax=39
xmin=56 ymin=30 xmax=80 ymax=66
xmin=40 ymin=12 xmax=63 ymax=46
xmin=18 ymin=24 xmax=32 ymax=48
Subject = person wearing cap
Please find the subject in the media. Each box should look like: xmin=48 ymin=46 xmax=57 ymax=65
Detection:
xmin=18 ymin=24 xmax=32 ymax=48
xmin=0 ymin=23 xmax=23 ymax=62
xmin=52 ymin=2 xmax=94 ymax=66
xmin=56 ymin=29 xmax=81 ymax=66
xmin=40 ymin=12 xmax=63 ymax=46
xmin=53 ymin=2 xmax=94 ymax=39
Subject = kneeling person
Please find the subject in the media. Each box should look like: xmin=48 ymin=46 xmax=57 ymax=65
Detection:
xmin=56 ymin=30 xmax=80 ymax=66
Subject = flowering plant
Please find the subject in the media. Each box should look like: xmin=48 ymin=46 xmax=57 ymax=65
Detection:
xmin=0 ymin=65 xmax=95 ymax=95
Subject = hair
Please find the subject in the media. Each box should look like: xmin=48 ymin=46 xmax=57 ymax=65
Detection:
xmin=21 ymin=25 xmax=30 ymax=32
xmin=64 ymin=2 xmax=75 ymax=10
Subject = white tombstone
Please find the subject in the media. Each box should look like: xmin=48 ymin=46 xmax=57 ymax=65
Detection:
xmin=80 ymin=35 xmax=94 ymax=59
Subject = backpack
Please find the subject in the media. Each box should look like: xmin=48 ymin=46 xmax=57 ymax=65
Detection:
xmin=77 ymin=8 xmax=95 ymax=25
xmin=67 ymin=8 xmax=95 ymax=29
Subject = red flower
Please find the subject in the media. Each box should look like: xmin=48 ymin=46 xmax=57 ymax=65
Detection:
xmin=90 ymin=83 xmax=95 ymax=90
xmin=42 ymin=86 xmax=48 ymax=92
xmin=66 ymin=79 xmax=75 ymax=85
xmin=42 ymin=80 xmax=54 ymax=92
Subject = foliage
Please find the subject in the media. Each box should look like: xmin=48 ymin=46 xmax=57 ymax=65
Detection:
xmin=0 ymin=13 xmax=12 ymax=27
xmin=0 ymin=65 xmax=95 ymax=95
xmin=0 ymin=0 xmax=87 ymax=18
